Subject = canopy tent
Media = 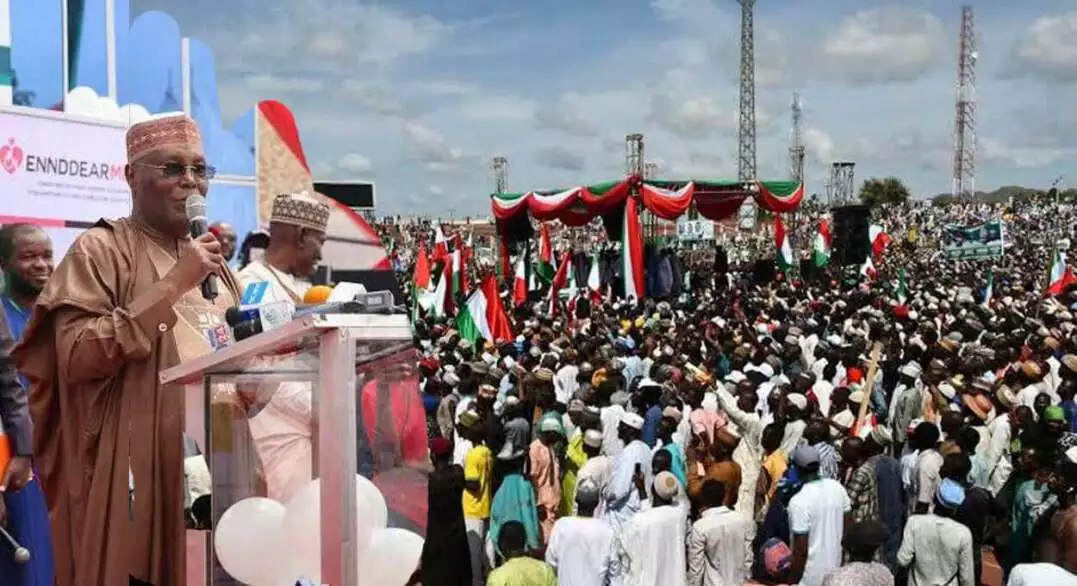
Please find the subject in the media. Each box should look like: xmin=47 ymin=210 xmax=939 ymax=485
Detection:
xmin=490 ymin=176 xmax=804 ymax=226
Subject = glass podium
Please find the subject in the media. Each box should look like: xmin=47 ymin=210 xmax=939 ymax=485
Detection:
xmin=160 ymin=313 xmax=425 ymax=586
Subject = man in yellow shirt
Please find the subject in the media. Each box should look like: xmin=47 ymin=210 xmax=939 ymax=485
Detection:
xmin=487 ymin=521 xmax=556 ymax=586
xmin=463 ymin=421 xmax=493 ymax=585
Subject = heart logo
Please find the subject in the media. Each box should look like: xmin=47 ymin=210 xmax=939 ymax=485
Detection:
xmin=0 ymin=139 xmax=23 ymax=174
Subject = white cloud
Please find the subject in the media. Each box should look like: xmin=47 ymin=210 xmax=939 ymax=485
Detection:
xmin=201 ymin=1 xmax=452 ymax=75
xmin=243 ymin=74 xmax=324 ymax=94
xmin=1005 ymin=12 xmax=1077 ymax=82
xmin=337 ymin=153 xmax=374 ymax=175
xmin=534 ymin=97 xmax=601 ymax=137
xmin=820 ymin=8 xmax=946 ymax=84
xmin=980 ymin=137 xmax=1070 ymax=169
xmin=802 ymin=127 xmax=835 ymax=165
xmin=403 ymin=122 xmax=465 ymax=165
xmin=667 ymin=152 xmax=728 ymax=178
xmin=649 ymin=94 xmax=738 ymax=140
xmin=534 ymin=146 xmax=586 ymax=172
xmin=456 ymin=95 xmax=535 ymax=122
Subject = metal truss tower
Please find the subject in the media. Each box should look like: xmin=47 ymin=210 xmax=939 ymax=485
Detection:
xmin=829 ymin=162 xmax=855 ymax=206
xmin=789 ymin=92 xmax=805 ymax=184
xmin=492 ymin=156 xmax=508 ymax=194
xmin=625 ymin=133 xmax=645 ymax=176
xmin=736 ymin=0 xmax=758 ymax=229
xmin=952 ymin=6 xmax=977 ymax=200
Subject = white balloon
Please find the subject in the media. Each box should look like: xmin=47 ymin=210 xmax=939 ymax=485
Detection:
xmin=357 ymin=528 xmax=424 ymax=586
xmin=213 ymin=497 xmax=293 ymax=586
xmin=64 ymin=86 xmax=100 ymax=116
xmin=118 ymin=103 xmax=152 ymax=126
xmin=95 ymin=96 xmax=120 ymax=120
xmin=284 ymin=475 xmax=390 ymax=583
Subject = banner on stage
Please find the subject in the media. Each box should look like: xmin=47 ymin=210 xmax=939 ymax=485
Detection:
xmin=941 ymin=220 xmax=1005 ymax=260
xmin=0 ymin=108 xmax=132 ymax=257
xmin=677 ymin=219 xmax=714 ymax=242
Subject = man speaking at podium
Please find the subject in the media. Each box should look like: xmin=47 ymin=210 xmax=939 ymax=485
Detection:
xmin=13 ymin=114 xmax=243 ymax=586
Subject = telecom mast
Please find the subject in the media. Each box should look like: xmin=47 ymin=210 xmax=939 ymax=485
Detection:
xmin=736 ymin=0 xmax=758 ymax=229
xmin=625 ymin=133 xmax=645 ymax=176
xmin=492 ymin=156 xmax=508 ymax=193
xmin=952 ymin=6 xmax=977 ymax=200
xmin=789 ymin=92 xmax=805 ymax=184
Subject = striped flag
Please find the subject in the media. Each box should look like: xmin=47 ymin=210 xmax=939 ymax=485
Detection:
xmin=622 ymin=198 xmax=644 ymax=299
xmin=774 ymin=215 xmax=794 ymax=273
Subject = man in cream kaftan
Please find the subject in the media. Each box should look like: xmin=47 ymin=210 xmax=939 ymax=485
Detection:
xmin=239 ymin=193 xmax=330 ymax=503
xmin=14 ymin=114 xmax=244 ymax=586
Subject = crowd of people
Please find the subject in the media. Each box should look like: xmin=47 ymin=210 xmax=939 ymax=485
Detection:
xmin=0 ymin=111 xmax=1075 ymax=586
xmin=403 ymin=197 xmax=1077 ymax=586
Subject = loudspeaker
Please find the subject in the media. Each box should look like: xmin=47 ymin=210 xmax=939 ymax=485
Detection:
xmin=831 ymin=205 xmax=871 ymax=266
xmin=752 ymin=257 xmax=776 ymax=285
xmin=713 ymin=246 xmax=729 ymax=275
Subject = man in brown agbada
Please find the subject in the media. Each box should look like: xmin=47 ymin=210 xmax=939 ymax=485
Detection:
xmin=13 ymin=114 xmax=242 ymax=585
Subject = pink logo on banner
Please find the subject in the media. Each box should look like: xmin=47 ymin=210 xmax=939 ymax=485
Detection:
xmin=0 ymin=139 xmax=25 ymax=175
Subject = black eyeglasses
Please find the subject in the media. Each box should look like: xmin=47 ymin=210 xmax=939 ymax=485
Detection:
xmin=137 ymin=162 xmax=217 ymax=180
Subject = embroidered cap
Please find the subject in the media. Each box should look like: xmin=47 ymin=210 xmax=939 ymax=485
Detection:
xmin=126 ymin=114 xmax=203 ymax=162
xmin=270 ymin=192 xmax=331 ymax=233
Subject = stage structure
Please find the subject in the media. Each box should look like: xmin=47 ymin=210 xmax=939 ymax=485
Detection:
xmin=789 ymin=93 xmax=805 ymax=184
xmin=736 ymin=0 xmax=758 ymax=230
xmin=492 ymin=156 xmax=508 ymax=194
xmin=951 ymin=5 xmax=977 ymax=200
xmin=828 ymin=161 xmax=855 ymax=206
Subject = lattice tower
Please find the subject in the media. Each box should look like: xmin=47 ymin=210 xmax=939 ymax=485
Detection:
xmin=789 ymin=92 xmax=805 ymax=183
xmin=829 ymin=162 xmax=855 ymax=206
xmin=625 ymin=133 xmax=645 ymax=176
xmin=952 ymin=6 xmax=977 ymax=200
xmin=736 ymin=0 xmax=758 ymax=229
xmin=492 ymin=156 xmax=508 ymax=194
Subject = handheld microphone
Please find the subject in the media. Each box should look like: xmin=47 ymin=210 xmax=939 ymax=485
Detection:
xmin=185 ymin=194 xmax=218 ymax=301
xmin=0 ymin=524 xmax=30 ymax=564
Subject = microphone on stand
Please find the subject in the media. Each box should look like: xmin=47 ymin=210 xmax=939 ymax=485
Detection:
xmin=185 ymin=194 xmax=218 ymax=301
xmin=0 ymin=524 xmax=30 ymax=564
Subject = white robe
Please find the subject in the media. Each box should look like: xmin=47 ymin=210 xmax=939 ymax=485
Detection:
xmin=239 ymin=261 xmax=314 ymax=502
xmin=603 ymin=440 xmax=652 ymax=531
xmin=611 ymin=505 xmax=688 ymax=586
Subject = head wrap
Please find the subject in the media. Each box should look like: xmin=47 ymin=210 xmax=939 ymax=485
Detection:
xmin=583 ymin=429 xmax=604 ymax=448
xmin=429 ymin=436 xmax=452 ymax=458
xmin=936 ymin=478 xmax=966 ymax=509
xmin=270 ymin=192 xmax=331 ymax=232
xmin=126 ymin=114 xmax=203 ymax=162
xmin=620 ymin=412 xmax=644 ymax=430
xmin=652 ymin=471 xmax=679 ymax=499
xmin=1044 ymin=406 xmax=1066 ymax=423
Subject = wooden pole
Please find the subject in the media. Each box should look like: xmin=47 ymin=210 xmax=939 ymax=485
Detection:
xmin=854 ymin=342 xmax=883 ymax=436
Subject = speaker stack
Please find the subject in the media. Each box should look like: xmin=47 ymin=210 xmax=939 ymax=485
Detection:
xmin=830 ymin=205 xmax=871 ymax=266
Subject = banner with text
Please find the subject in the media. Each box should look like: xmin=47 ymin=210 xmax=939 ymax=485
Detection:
xmin=0 ymin=109 xmax=131 ymax=223
xmin=941 ymin=220 xmax=1005 ymax=260
xmin=0 ymin=109 xmax=131 ymax=257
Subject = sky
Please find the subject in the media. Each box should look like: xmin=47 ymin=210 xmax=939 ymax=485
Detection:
xmin=129 ymin=0 xmax=1077 ymax=217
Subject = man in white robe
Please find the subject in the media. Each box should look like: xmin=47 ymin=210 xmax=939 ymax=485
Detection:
xmin=603 ymin=413 xmax=651 ymax=532
xmin=545 ymin=479 xmax=615 ymax=586
xmin=237 ymin=192 xmax=330 ymax=502
xmin=611 ymin=471 xmax=687 ymax=586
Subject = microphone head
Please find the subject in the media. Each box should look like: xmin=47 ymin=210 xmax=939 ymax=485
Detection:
xmin=303 ymin=285 xmax=334 ymax=304
xmin=12 ymin=547 xmax=29 ymax=564
xmin=185 ymin=194 xmax=207 ymax=222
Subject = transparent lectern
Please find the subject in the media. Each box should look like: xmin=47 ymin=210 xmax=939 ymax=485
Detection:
xmin=159 ymin=313 xmax=425 ymax=586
